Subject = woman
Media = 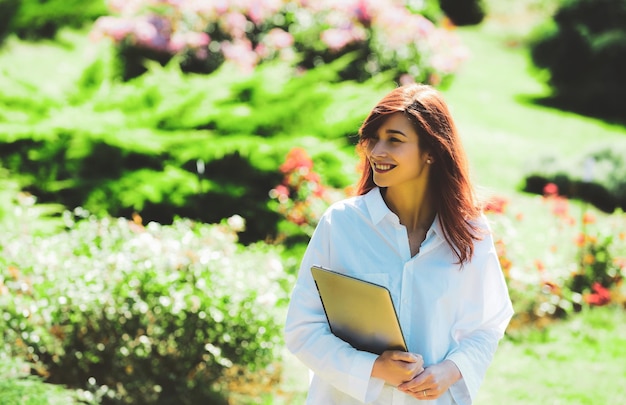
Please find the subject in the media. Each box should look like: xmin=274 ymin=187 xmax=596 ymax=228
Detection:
xmin=284 ymin=83 xmax=513 ymax=404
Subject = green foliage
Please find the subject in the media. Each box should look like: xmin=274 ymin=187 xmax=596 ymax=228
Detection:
xmin=0 ymin=0 xmax=19 ymax=42
xmin=0 ymin=166 xmax=66 ymax=236
xmin=522 ymin=143 xmax=626 ymax=213
xmin=0 ymin=35 xmax=389 ymax=242
xmin=569 ymin=229 xmax=623 ymax=306
xmin=439 ymin=0 xmax=486 ymax=26
xmin=6 ymin=0 xmax=107 ymax=40
xmin=0 ymin=351 xmax=87 ymax=405
xmin=529 ymin=0 xmax=626 ymax=121
xmin=0 ymin=213 xmax=291 ymax=404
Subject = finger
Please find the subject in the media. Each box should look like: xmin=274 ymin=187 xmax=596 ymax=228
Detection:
xmin=398 ymin=374 xmax=427 ymax=390
xmin=392 ymin=351 xmax=422 ymax=363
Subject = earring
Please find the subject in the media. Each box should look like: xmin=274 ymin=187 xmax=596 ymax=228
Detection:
xmin=427 ymin=159 xmax=432 ymax=164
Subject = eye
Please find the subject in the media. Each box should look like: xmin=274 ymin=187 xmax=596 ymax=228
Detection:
xmin=390 ymin=137 xmax=402 ymax=143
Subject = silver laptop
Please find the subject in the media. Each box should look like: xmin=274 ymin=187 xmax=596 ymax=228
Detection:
xmin=310 ymin=265 xmax=407 ymax=355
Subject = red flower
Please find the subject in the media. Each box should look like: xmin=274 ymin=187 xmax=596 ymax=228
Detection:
xmin=534 ymin=259 xmax=546 ymax=272
xmin=551 ymin=196 xmax=569 ymax=218
xmin=582 ymin=212 xmax=596 ymax=225
xmin=280 ymin=148 xmax=313 ymax=174
xmin=274 ymin=185 xmax=289 ymax=198
xmin=543 ymin=182 xmax=558 ymax=196
xmin=584 ymin=282 xmax=611 ymax=306
xmin=484 ymin=195 xmax=508 ymax=214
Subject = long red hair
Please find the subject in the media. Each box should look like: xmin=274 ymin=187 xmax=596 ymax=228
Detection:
xmin=356 ymin=84 xmax=482 ymax=264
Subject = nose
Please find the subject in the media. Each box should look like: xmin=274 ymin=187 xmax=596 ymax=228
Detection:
xmin=369 ymin=139 xmax=388 ymax=158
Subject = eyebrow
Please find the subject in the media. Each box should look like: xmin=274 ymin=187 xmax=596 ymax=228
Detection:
xmin=384 ymin=129 xmax=408 ymax=137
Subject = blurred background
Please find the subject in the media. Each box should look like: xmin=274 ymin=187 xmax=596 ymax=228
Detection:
xmin=0 ymin=0 xmax=625 ymax=404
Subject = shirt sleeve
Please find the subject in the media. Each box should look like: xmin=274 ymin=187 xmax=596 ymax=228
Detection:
xmin=283 ymin=211 xmax=386 ymax=403
xmin=446 ymin=220 xmax=514 ymax=405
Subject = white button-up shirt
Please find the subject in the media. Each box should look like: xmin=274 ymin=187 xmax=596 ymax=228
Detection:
xmin=284 ymin=187 xmax=513 ymax=404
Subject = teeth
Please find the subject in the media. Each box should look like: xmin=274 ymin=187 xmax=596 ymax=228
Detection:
xmin=376 ymin=164 xmax=392 ymax=170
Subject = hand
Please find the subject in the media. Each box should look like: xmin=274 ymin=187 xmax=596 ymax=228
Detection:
xmin=397 ymin=360 xmax=461 ymax=400
xmin=371 ymin=350 xmax=424 ymax=387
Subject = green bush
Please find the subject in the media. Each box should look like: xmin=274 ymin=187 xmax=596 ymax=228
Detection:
xmin=7 ymin=0 xmax=107 ymax=40
xmin=0 ymin=0 xmax=19 ymax=42
xmin=0 ymin=35 xmax=388 ymax=242
xmin=529 ymin=0 xmax=626 ymax=121
xmin=0 ymin=212 xmax=291 ymax=404
xmin=438 ymin=0 xmax=486 ymax=25
xmin=0 ymin=166 xmax=66 ymax=236
xmin=0 ymin=349 xmax=89 ymax=405
xmin=522 ymin=143 xmax=626 ymax=213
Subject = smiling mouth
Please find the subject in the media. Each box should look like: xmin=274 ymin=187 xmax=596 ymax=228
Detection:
xmin=373 ymin=163 xmax=396 ymax=173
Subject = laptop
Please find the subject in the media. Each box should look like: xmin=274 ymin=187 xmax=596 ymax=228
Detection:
xmin=310 ymin=265 xmax=407 ymax=355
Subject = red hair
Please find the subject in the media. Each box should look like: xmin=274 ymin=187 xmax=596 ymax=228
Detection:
xmin=356 ymin=84 xmax=482 ymax=264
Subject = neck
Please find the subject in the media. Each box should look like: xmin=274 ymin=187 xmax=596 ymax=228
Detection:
xmin=382 ymin=184 xmax=436 ymax=232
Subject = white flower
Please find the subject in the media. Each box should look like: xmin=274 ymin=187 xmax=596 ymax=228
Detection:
xmin=227 ymin=214 xmax=246 ymax=232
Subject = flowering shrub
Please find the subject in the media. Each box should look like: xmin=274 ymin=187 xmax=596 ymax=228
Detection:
xmin=0 ymin=210 xmax=291 ymax=404
xmin=485 ymin=183 xmax=626 ymax=331
xmin=91 ymin=0 xmax=468 ymax=83
xmin=269 ymin=148 xmax=345 ymax=238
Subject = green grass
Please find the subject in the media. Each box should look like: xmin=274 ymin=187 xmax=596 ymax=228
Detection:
xmin=0 ymin=354 xmax=83 ymax=405
xmin=441 ymin=27 xmax=626 ymax=194
xmin=477 ymin=306 xmax=626 ymax=405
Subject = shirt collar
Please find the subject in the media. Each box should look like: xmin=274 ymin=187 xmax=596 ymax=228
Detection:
xmin=364 ymin=187 xmax=444 ymax=239
xmin=364 ymin=187 xmax=392 ymax=225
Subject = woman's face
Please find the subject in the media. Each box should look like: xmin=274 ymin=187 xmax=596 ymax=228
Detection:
xmin=364 ymin=112 xmax=431 ymax=190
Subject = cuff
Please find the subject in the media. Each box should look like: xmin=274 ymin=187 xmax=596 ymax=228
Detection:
xmin=446 ymin=354 xmax=473 ymax=405
xmin=348 ymin=351 xmax=384 ymax=403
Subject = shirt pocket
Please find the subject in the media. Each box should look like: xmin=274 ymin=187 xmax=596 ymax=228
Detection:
xmin=357 ymin=272 xmax=389 ymax=290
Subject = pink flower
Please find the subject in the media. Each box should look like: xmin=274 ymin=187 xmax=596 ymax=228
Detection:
xmin=133 ymin=19 xmax=161 ymax=47
xmin=245 ymin=0 xmax=283 ymax=25
xmin=168 ymin=31 xmax=210 ymax=53
xmin=263 ymin=28 xmax=294 ymax=49
xmin=353 ymin=0 xmax=372 ymax=25
xmin=321 ymin=28 xmax=354 ymax=51
xmin=222 ymin=12 xmax=249 ymax=39
xmin=221 ymin=39 xmax=258 ymax=73
xmin=91 ymin=16 xmax=134 ymax=42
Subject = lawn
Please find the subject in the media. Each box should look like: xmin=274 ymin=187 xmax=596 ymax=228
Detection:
xmin=442 ymin=8 xmax=626 ymax=195
xmin=477 ymin=305 xmax=626 ymax=405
